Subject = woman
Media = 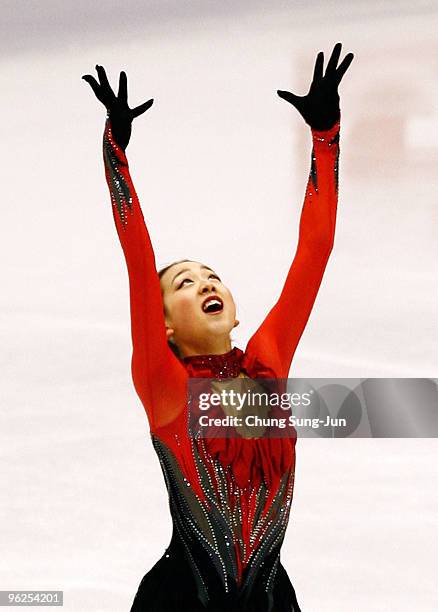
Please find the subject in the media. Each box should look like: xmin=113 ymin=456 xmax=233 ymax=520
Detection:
xmin=83 ymin=42 xmax=353 ymax=612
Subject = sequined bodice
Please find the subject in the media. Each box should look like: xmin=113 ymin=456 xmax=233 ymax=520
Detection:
xmin=152 ymin=348 xmax=296 ymax=608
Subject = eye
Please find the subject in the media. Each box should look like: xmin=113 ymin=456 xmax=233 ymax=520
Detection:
xmin=177 ymin=277 xmax=193 ymax=289
xmin=209 ymin=274 xmax=221 ymax=281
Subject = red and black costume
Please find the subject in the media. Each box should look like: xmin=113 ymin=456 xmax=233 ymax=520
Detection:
xmin=103 ymin=117 xmax=340 ymax=612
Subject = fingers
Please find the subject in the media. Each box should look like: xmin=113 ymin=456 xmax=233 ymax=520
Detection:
xmin=325 ymin=42 xmax=342 ymax=77
xmin=83 ymin=65 xmax=154 ymax=120
xmin=311 ymin=51 xmax=324 ymax=85
xmin=334 ymin=52 xmax=354 ymax=85
xmin=131 ymin=98 xmax=154 ymax=118
xmin=82 ymin=74 xmax=106 ymax=105
xmin=82 ymin=65 xmax=116 ymax=108
xmin=118 ymin=71 xmax=128 ymax=104
xmin=277 ymin=90 xmax=300 ymax=106
xmin=95 ymin=64 xmax=117 ymax=106
xmin=95 ymin=64 xmax=112 ymax=92
xmin=324 ymin=42 xmax=354 ymax=85
xmin=82 ymin=74 xmax=100 ymax=95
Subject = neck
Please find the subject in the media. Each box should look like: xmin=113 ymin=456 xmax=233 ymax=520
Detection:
xmin=178 ymin=335 xmax=232 ymax=359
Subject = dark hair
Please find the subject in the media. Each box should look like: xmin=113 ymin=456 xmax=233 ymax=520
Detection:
xmin=157 ymin=259 xmax=192 ymax=281
xmin=158 ymin=259 xmax=193 ymax=359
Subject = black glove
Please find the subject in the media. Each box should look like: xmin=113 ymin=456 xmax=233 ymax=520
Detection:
xmin=277 ymin=42 xmax=354 ymax=131
xmin=82 ymin=65 xmax=154 ymax=150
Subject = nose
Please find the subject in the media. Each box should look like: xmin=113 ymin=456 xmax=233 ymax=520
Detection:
xmin=199 ymin=279 xmax=216 ymax=294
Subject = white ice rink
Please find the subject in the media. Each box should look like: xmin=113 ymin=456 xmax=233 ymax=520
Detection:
xmin=1 ymin=1 xmax=437 ymax=610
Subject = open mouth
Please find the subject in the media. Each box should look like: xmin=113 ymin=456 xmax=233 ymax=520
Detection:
xmin=202 ymin=296 xmax=224 ymax=314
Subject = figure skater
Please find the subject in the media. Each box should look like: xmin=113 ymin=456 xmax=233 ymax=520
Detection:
xmin=83 ymin=42 xmax=353 ymax=612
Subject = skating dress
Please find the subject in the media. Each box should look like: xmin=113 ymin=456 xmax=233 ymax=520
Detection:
xmin=102 ymin=118 xmax=340 ymax=611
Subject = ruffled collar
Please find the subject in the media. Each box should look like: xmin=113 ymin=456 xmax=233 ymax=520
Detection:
xmin=181 ymin=347 xmax=244 ymax=379
xmin=175 ymin=347 xmax=295 ymax=490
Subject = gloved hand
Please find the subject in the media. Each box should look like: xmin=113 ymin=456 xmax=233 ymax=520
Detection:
xmin=82 ymin=65 xmax=154 ymax=150
xmin=277 ymin=42 xmax=354 ymax=131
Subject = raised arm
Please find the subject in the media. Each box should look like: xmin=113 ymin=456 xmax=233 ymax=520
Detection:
xmin=246 ymin=43 xmax=354 ymax=378
xmin=82 ymin=67 xmax=187 ymax=430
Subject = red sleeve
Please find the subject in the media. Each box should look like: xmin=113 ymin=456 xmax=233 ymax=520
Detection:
xmin=245 ymin=120 xmax=340 ymax=378
xmin=103 ymin=119 xmax=187 ymax=430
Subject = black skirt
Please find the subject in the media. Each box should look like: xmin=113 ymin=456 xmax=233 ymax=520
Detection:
xmin=130 ymin=531 xmax=302 ymax=612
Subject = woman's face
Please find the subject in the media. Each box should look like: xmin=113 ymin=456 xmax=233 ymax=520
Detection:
xmin=160 ymin=261 xmax=237 ymax=354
